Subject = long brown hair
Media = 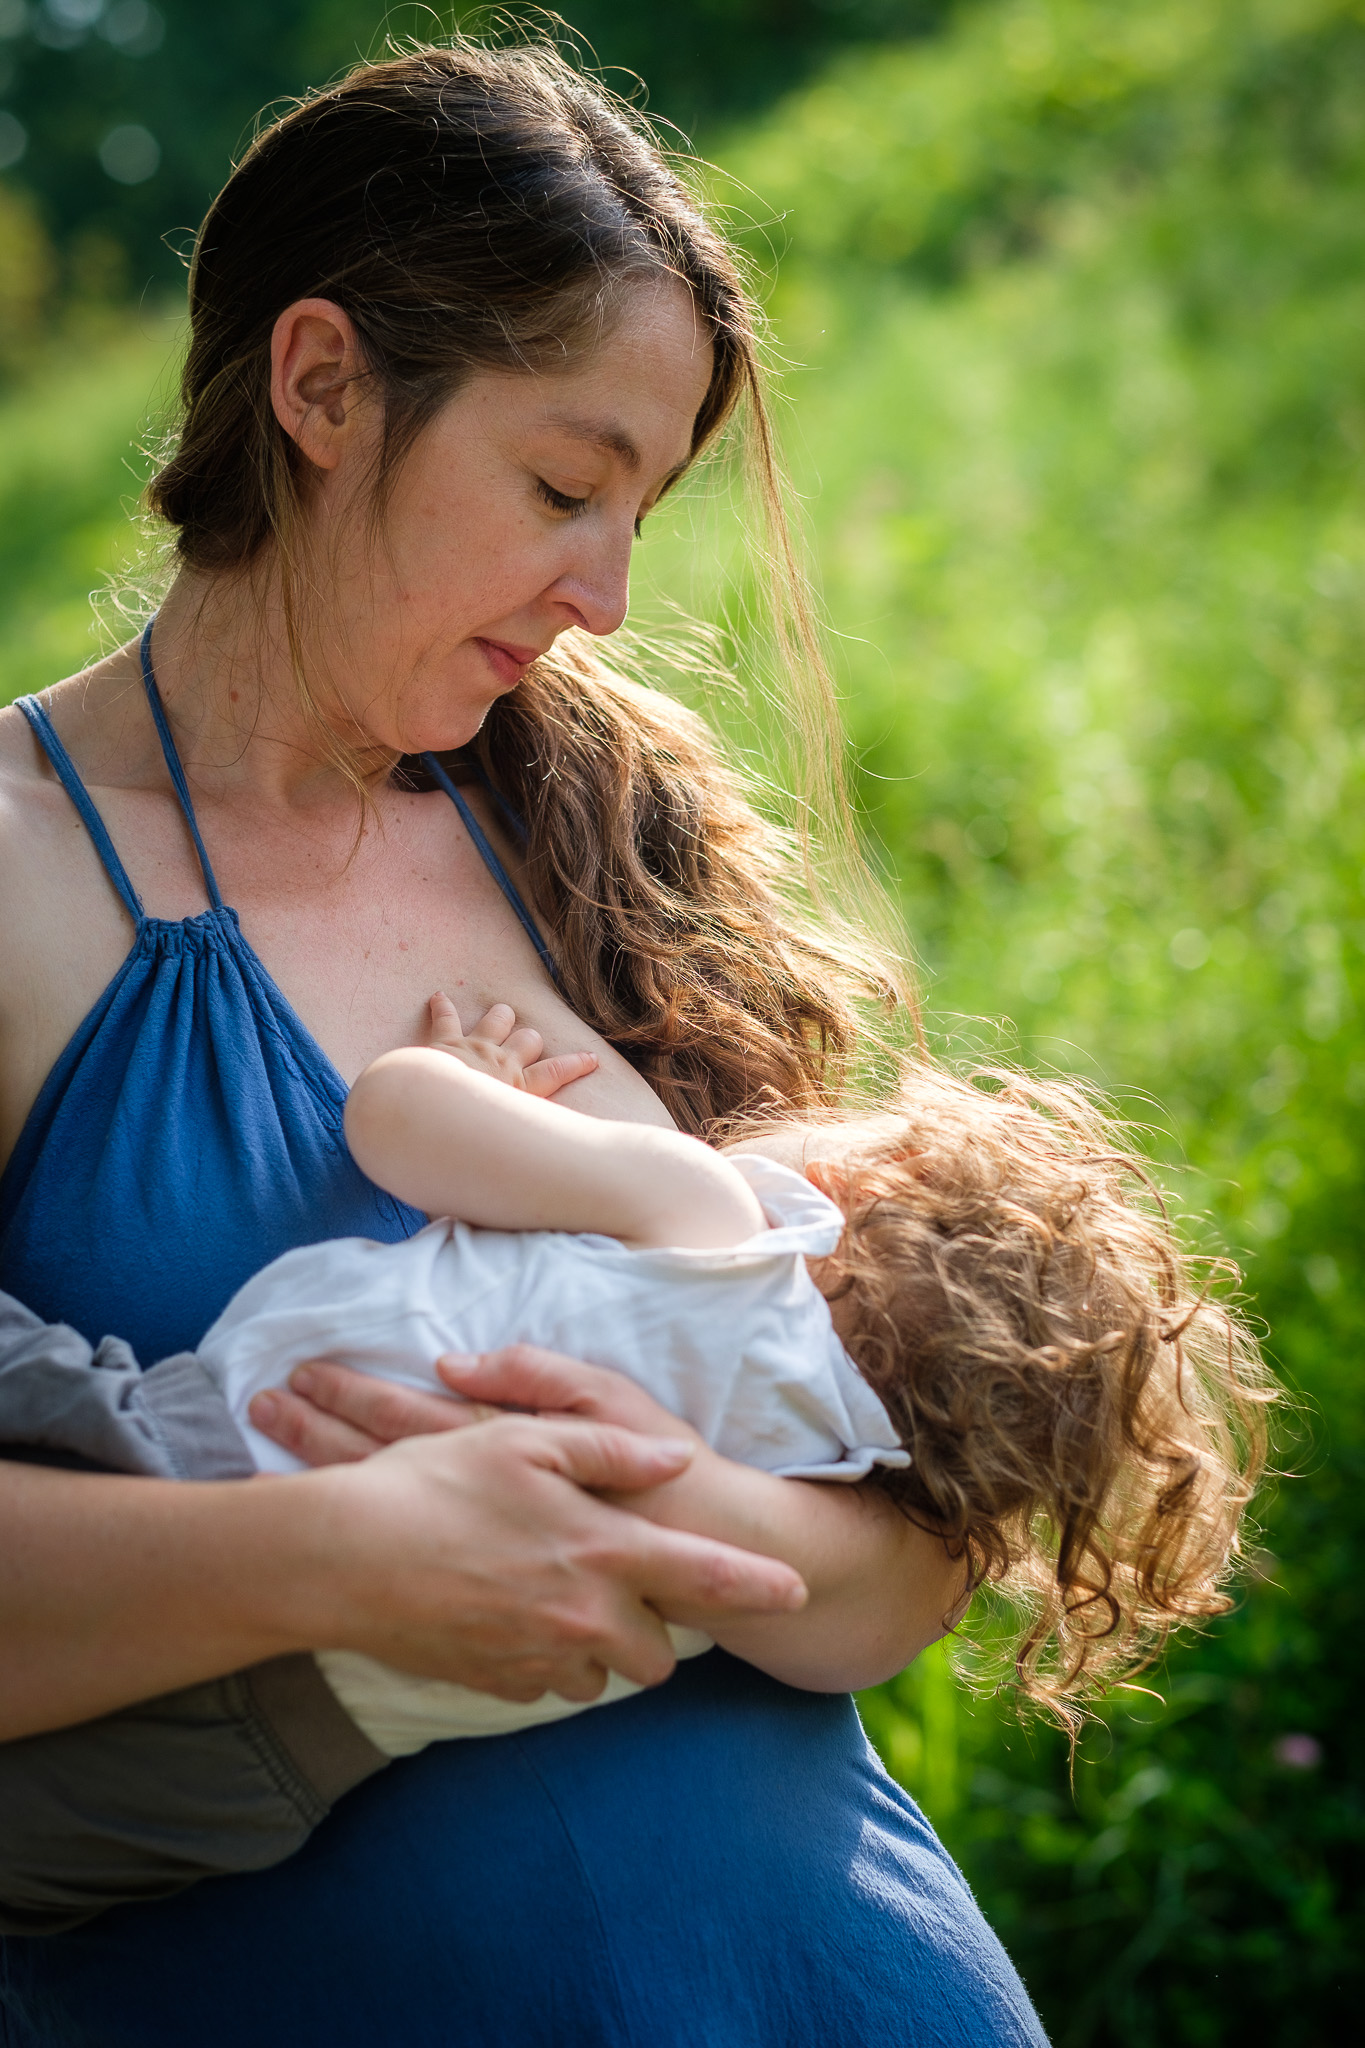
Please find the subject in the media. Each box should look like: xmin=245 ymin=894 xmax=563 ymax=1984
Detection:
xmin=148 ymin=35 xmax=906 ymax=1130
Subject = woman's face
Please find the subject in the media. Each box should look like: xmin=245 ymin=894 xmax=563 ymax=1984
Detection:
xmin=294 ymin=278 xmax=714 ymax=755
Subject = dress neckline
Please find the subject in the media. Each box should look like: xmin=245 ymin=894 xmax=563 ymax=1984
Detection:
xmin=7 ymin=617 xmax=555 ymax=1183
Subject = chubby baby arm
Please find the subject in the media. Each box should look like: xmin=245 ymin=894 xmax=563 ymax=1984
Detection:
xmin=344 ymin=996 xmax=765 ymax=1250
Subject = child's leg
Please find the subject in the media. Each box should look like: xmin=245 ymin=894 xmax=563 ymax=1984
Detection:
xmin=0 ymin=1292 xmax=384 ymax=1932
xmin=0 ymin=1655 xmax=386 ymax=1934
xmin=0 ymin=1288 xmax=253 ymax=1480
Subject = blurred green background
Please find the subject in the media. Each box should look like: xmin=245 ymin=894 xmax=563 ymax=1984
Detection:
xmin=1 ymin=2 xmax=1360 ymax=2039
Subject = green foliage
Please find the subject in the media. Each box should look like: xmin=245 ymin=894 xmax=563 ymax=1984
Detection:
xmin=0 ymin=312 xmax=176 ymax=692
xmin=665 ymin=2 xmax=1364 ymax=2037
xmin=0 ymin=181 xmax=53 ymax=373
xmin=2 ymin=2 xmax=1363 ymax=2040
xmin=0 ymin=1 xmax=950 ymax=296
xmin=720 ymin=0 xmax=1365 ymax=275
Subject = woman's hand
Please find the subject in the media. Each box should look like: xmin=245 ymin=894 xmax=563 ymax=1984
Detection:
xmin=249 ymin=1358 xmax=816 ymax=1704
xmin=245 ymin=1347 xmax=699 ymax=1464
xmin=299 ymin=1415 xmax=804 ymax=1703
xmin=0 ymin=1419 xmax=805 ymax=1740
xmin=254 ymin=1347 xmax=967 ymax=1694
xmin=248 ymin=1362 xmax=485 ymax=1466
xmin=437 ymin=1348 xmax=968 ymax=1690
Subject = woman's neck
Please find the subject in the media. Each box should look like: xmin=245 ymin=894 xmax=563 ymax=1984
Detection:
xmin=147 ymin=568 xmax=399 ymax=812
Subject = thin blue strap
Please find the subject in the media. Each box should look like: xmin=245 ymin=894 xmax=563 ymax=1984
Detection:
xmin=422 ymin=752 xmax=558 ymax=981
xmin=138 ymin=618 xmax=225 ymax=912
xmin=14 ymin=695 xmax=145 ymax=922
xmin=472 ymin=762 xmax=530 ymax=847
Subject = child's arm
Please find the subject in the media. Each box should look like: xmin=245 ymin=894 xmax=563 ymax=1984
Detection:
xmin=344 ymin=996 xmax=766 ymax=1251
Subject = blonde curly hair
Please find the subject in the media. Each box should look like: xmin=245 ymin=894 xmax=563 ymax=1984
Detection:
xmin=747 ymin=1066 xmax=1274 ymax=1727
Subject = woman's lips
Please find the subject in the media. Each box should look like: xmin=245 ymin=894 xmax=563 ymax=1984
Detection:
xmin=474 ymin=638 xmax=542 ymax=686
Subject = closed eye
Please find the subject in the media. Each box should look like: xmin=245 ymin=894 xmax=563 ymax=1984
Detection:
xmin=537 ymin=477 xmax=648 ymax=542
xmin=535 ymin=479 xmax=589 ymax=518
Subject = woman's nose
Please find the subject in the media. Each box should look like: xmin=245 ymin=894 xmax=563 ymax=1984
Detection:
xmin=550 ymin=523 xmax=633 ymax=638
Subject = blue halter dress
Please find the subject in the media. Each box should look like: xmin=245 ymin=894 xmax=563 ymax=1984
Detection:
xmin=0 ymin=631 xmax=1046 ymax=2048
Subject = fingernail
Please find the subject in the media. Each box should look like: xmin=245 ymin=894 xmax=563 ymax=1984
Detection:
xmin=784 ymin=1580 xmax=808 ymax=1610
xmin=291 ymin=1367 xmax=316 ymax=1395
xmin=251 ymin=1392 xmax=279 ymax=1424
xmin=438 ymin=1353 xmax=477 ymax=1376
xmin=657 ymin=1438 xmax=695 ymax=1461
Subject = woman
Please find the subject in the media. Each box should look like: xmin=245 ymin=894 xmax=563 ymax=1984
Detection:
xmin=0 ymin=42 xmax=1047 ymax=2047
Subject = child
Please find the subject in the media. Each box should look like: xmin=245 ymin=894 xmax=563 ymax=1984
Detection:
xmin=0 ymin=996 xmax=1268 ymax=1931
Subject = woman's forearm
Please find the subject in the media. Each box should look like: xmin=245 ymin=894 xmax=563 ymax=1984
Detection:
xmin=623 ymin=1449 xmax=966 ymax=1692
xmin=344 ymin=1347 xmax=967 ymax=1695
xmin=0 ymin=1421 xmax=807 ymax=1741
xmin=0 ymin=1462 xmax=315 ymax=1739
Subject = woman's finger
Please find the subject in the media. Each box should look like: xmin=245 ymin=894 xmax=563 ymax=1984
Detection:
xmin=440 ymin=1343 xmax=683 ymax=1434
xmin=248 ymin=1387 xmax=383 ymax=1465
xmin=542 ymin=1659 xmax=614 ymax=1705
xmin=439 ymin=1344 xmax=615 ymax=1416
xmin=532 ymin=1417 xmax=697 ymax=1493
xmin=286 ymin=1360 xmax=487 ymax=1442
xmin=521 ymin=1052 xmax=599 ymax=1100
xmin=559 ymin=1599 xmax=679 ymax=1694
xmin=622 ymin=1518 xmax=809 ymax=1625
xmin=523 ymin=1416 xmax=808 ymax=1623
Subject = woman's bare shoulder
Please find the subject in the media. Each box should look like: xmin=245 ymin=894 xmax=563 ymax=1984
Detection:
xmin=0 ymin=699 xmax=60 ymax=853
xmin=0 ymin=654 xmax=142 ymax=929
xmin=0 ymin=661 xmax=149 ymax=1161
xmin=0 ymin=689 xmax=78 ymax=867
xmin=0 ymin=648 xmax=141 ymax=818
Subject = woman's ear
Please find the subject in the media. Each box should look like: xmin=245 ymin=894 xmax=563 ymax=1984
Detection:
xmin=270 ymin=297 xmax=368 ymax=472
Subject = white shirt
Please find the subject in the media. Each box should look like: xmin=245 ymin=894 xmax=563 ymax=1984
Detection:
xmin=199 ymin=1155 xmax=908 ymax=1754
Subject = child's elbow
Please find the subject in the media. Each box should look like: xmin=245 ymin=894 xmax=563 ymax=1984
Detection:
xmin=343 ymin=1049 xmax=433 ymax=1187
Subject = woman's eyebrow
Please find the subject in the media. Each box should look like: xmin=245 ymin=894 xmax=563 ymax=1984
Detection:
xmin=542 ymin=412 xmax=695 ymax=491
xmin=543 ymin=412 xmax=643 ymax=471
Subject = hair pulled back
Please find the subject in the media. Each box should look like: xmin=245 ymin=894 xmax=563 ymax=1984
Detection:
xmin=152 ymin=41 xmax=752 ymax=568
xmin=150 ymin=38 xmax=907 ymax=1131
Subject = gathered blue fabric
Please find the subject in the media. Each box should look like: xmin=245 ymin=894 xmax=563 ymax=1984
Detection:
xmin=0 ymin=628 xmax=1048 ymax=2047
xmin=0 ymin=623 xmax=553 ymax=1363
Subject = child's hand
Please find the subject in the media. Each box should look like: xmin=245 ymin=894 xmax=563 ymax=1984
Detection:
xmin=425 ymin=991 xmax=598 ymax=1100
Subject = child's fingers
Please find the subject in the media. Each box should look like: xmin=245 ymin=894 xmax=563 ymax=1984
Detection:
xmin=426 ymin=991 xmax=466 ymax=1046
xmin=469 ymin=1001 xmax=517 ymax=1046
xmin=522 ymin=1051 xmax=599 ymax=1099
xmin=503 ymin=1024 xmax=545 ymax=1068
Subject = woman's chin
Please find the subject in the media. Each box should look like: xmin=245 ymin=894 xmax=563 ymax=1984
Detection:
xmin=385 ymin=695 xmax=504 ymax=758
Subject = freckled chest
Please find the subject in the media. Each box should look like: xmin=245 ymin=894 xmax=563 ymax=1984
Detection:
xmin=171 ymin=781 xmax=623 ymax=1088
xmin=5 ymin=751 xmax=671 ymax=1154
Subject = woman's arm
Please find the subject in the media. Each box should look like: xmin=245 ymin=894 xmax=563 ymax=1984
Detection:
xmin=446 ymin=1348 xmax=964 ymax=1690
xmin=0 ymin=1421 xmax=806 ymax=1741
xmin=0 ymin=1461 xmax=330 ymax=1738
xmin=628 ymin=1451 xmax=955 ymax=1692
xmin=255 ymin=1350 xmax=967 ymax=1691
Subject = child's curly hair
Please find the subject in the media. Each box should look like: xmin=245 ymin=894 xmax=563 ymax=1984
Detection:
xmin=788 ymin=1066 xmax=1274 ymax=1726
